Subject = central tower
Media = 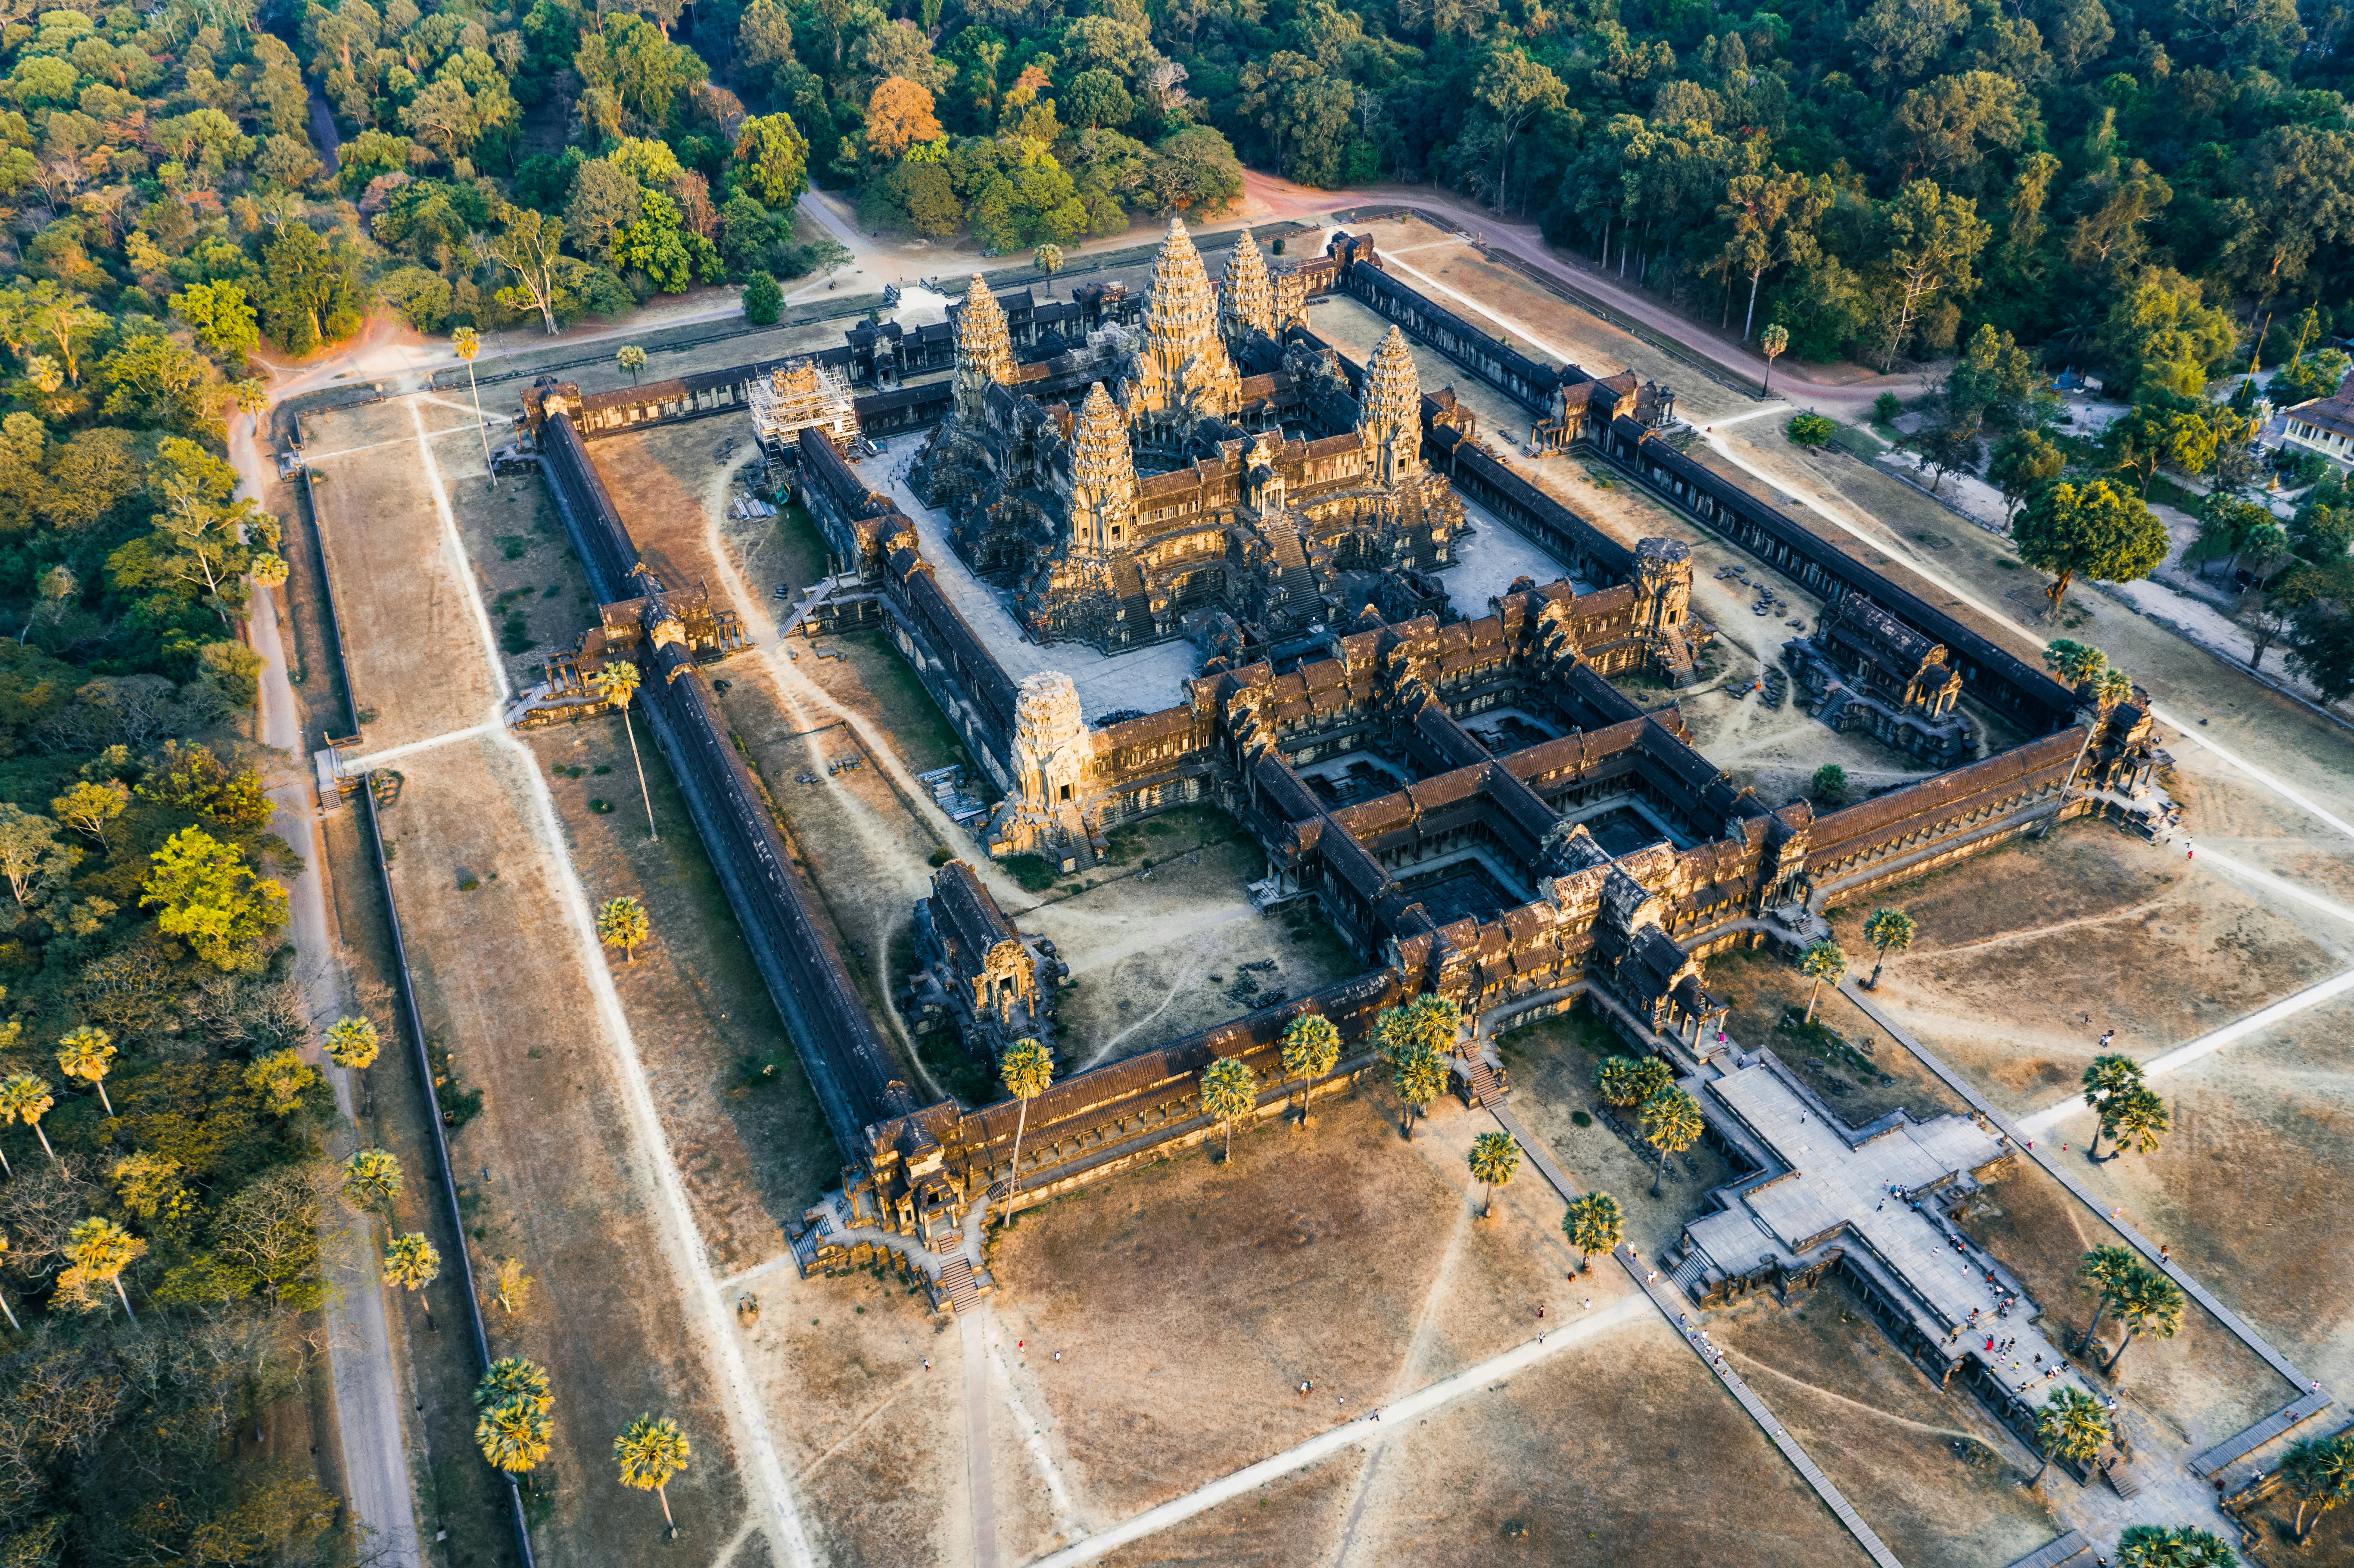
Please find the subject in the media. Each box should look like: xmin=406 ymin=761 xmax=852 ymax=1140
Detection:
xmin=954 ymin=274 xmax=1014 ymax=427
xmin=1360 ymin=325 xmax=1423 ymax=485
xmin=1128 ymin=216 xmax=1242 ymax=446
xmin=1067 ymin=382 xmax=1138 ymax=556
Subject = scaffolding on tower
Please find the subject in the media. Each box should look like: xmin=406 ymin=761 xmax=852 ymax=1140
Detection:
xmin=748 ymin=359 xmax=862 ymax=485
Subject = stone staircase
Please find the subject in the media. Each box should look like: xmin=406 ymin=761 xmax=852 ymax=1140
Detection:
xmin=937 ymin=1257 xmax=981 ymax=1314
xmin=1668 ymin=1251 xmax=1712 ymax=1298
xmin=1267 ymin=531 xmax=1323 ymax=623
xmin=2103 ymin=1457 xmax=2139 ymax=1500
xmin=1463 ymin=1056 xmax=1507 ymax=1108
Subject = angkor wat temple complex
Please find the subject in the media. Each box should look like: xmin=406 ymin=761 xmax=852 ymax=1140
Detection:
xmin=520 ymin=222 xmax=2167 ymax=1279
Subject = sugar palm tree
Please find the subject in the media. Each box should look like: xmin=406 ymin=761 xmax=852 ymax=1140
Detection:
xmin=1759 ymin=322 xmax=1788 ymax=390
xmin=2114 ymin=1523 xmax=2236 ymax=1566
xmin=2080 ymin=1054 xmax=2144 ymax=1159
xmin=55 ymin=1026 xmax=115 ymax=1114
xmin=1468 ymin=1130 xmax=1520 ymax=1219
xmin=0 ymin=1076 xmax=57 ymax=1166
xmin=1640 ymin=1086 xmax=1705 ymax=1196
xmin=65 ymin=1216 xmax=144 ymax=1321
xmin=2103 ymin=1265 xmax=2186 ymax=1375
xmin=2279 ymin=1432 xmax=2354 ymax=1544
xmin=2028 ymin=1385 xmax=2112 ymax=1488
xmin=1200 ymin=1055 xmax=1259 ymax=1164
xmin=1563 ymin=1192 xmax=1623 ymax=1272
xmin=617 ymin=344 xmax=648 ymax=386
xmin=597 ymin=896 xmax=651 ymax=963
xmin=477 ymin=1397 xmax=554 ymax=1480
xmin=1594 ymin=1055 xmax=1673 ymax=1110
xmin=1279 ymin=1012 xmax=1341 ymax=1123
xmin=615 ymin=1414 xmax=692 ymax=1534
xmin=325 ymin=1014 xmax=381 ymax=1070
xmin=1374 ymin=994 xmax=1460 ymax=1062
xmin=2101 ymin=1085 xmax=2169 ymax=1159
xmin=477 ymin=1357 xmax=554 ymax=1416
xmin=452 ymin=327 xmax=491 ymax=476
xmin=1000 ymin=1036 xmax=1052 ymax=1196
xmin=1798 ymin=939 xmax=1847 ymax=1023
xmin=385 ymin=1232 xmax=441 ymax=1329
xmin=343 ymin=1148 xmax=403 ymax=1211
xmin=1861 ymin=907 xmax=1915 ymax=989
xmin=2078 ymin=1244 xmax=2140 ymax=1345
xmin=591 ymin=662 xmax=658 ymax=841
xmin=1392 ymin=1045 xmax=1448 ymax=1140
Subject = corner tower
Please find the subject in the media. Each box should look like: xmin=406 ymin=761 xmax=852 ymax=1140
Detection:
xmin=1220 ymin=227 xmax=1275 ymax=346
xmin=1067 ymin=382 xmax=1137 ymax=555
xmin=954 ymin=274 xmax=1014 ymax=426
xmin=1129 ymin=216 xmax=1242 ymax=441
xmin=1360 ymin=325 xmax=1423 ymax=485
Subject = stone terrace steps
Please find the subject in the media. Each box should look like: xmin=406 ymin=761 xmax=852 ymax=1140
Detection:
xmin=1463 ymin=1056 xmax=1506 ymax=1108
xmin=2104 ymin=1459 xmax=2139 ymax=1500
xmin=938 ymin=1257 xmax=981 ymax=1315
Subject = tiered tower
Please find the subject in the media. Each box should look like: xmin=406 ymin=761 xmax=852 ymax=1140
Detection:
xmin=953 ymin=274 xmax=1014 ymax=426
xmin=1360 ymin=326 xmax=1423 ymax=485
xmin=1220 ymin=227 xmax=1275 ymax=346
xmin=1067 ymin=382 xmax=1137 ymax=555
xmin=1128 ymin=216 xmax=1242 ymax=442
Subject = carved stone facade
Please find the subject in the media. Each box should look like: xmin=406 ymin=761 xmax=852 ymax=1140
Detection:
xmin=904 ymin=860 xmax=1053 ymax=1064
xmin=1783 ymin=596 xmax=1974 ymax=765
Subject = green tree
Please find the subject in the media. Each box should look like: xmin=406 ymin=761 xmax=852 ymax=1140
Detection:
xmin=615 ymin=1415 xmax=692 ymax=1532
xmin=1988 ymin=430 xmax=2065 ymax=523
xmin=1468 ymin=1129 xmax=1521 ymax=1218
xmin=479 ymin=205 xmax=573 ymax=336
xmin=1812 ymin=762 xmax=1848 ymax=800
xmin=1595 ymin=1054 xmax=1674 ymax=1109
xmin=1374 ymin=994 xmax=1460 ymax=1062
xmin=326 ymin=1015 xmax=381 ymax=1070
xmin=2102 ymin=1264 xmax=2186 ymax=1375
xmin=1391 ymin=1045 xmax=1449 ymax=1140
xmin=2279 ymin=1432 xmax=2354 ymax=1544
xmin=143 ymin=827 xmax=289 ymax=973
xmin=2078 ymin=1243 xmax=2140 ymax=1344
xmin=62 ymin=1216 xmax=144 ymax=1320
xmin=617 ymin=345 xmax=647 ymax=386
xmin=1638 ymin=1086 xmax=1704 ymax=1195
xmin=1279 ymin=1012 xmax=1341 ymax=1121
xmin=2012 ymin=480 xmax=2170 ymax=614
xmin=1760 ymin=322 xmax=1789 ymax=390
xmin=245 ymin=1050 xmax=319 ymax=1117
xmin=743 ymin=271 xmax=782 ymax=324
xmin=1798 ymin=939 xmax=1848 ymax=1023
xmin=56 ymin=1026 xmax=114 ymax=1114
xmin=590 ymin=663 xmax=657 ymax=840
xmin=256 ymin=223 xmax=364 ymax=356
xmin=1201 ymin=1054 xmax=1259 ymax=1162
xmin=1563 ymin=1191 xmax=1623 ymax=1271
xmin=1034 ymin=243 xmax=1065 ymax=276
xmin=343 ymin=1149 xmax=402 ymax=1210
xmin=384 ymin=1234 xmax=440 ymax=1328
xmin=1719 ymin=173 xmax=1829 ymax=340
xmin=169 ymin=281 xmax=260 ymax=356
xmin=734 ymin=113 xmax=811 ymax=208
xmin=1000 ymin=1035 xmax=1052 ymax=1194
xmin=2028 ymin=1385 xmax=2112 ymax=1487
xmin=1476 ymin=49 xmax=1568 ymax=215
xmin=1871 ymin=180 xmax=1991 ymax=369
xmin=0 ymin=1076 xmax=56 ymax=1165
xmin=50 ymin=780 xmax=128 ymax=847
xmin=2100 ymin=1084 xmax=2169 ymax=1158
xmin=2080 ymin=1054 xmax=2143 ymax=1158
xmin=1862 ymin=907 xmax=1915 ymax=989
xmin=2114 ymin=1524 xmax=2235 ymax=1566
xmin=597 ymin=896 xmax=651 ymax=963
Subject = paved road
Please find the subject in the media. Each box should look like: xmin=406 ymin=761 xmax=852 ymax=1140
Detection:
xmin=232 ymin=361 xmax=426 ymax=1565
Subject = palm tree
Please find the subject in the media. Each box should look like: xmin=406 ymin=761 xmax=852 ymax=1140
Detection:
xmin=2101 ymin=1085 xmax=2169 ymax=1159
xmin=477 ymin=1398 xmax=554 ymax=1479
xmin=1200 ymin=1055 xmax=1259 ymax=1164
xmin=2081 ymin=1054 xmax=2144 ymax=1160
xmin=385 ymin=1232 xmax=441 ymax=1329
xmin=478 ymin=1357 xmax=554 ymax=1415
xmin=1279 ymin=1012 xmax=1341 ymax=1123
xmin=597 ymin=896 xmax=651 ymax=963
xmin=65 ymin=1216 xmax=144 ymax=1321
xmin=2078 ymin=1244 xmax=2139 ymax=1345
xmin=591 ymin=662 xmax=658 ymax=841
xmin=999 ymin=1036 xmax=1052 ymax=1196
xmin=1391 ymin=1045 xmax=1448 ymax=1140
xmin=1468 ymin=1130 xmax=1521 ymax=1219
xmin=325 ymin=1015 xmax=381 ymax=1070
xmin=1759 ymin=322 xmax=1788 ymax=391
xmin=343 ymin=1148 xmax=403 ymax=1210
xmin=0 ymin=1076 xmax=57 ymax=1166
xmin=617 ymin=344 xmax=648 ymax=386
xmin=2114 ymin=1524 xmax=2236 ymax=1566
xmin=615 ymin=1414 xmax=693 ymax=1533
xmin=1639 ymin=1086 xmax=1705 ymax=1196
xmin=1798 ymin=939 xmax=1848 ymax=1023
xmin=1594 ymin=1055 xmax=1673 ymax=1110
xmin=1861 ymin=907 xmax=1915 ymax=989
xmin=1374 ymin=994 xmax=1461 ymax=1062
xmin=2028 ymin=1385 xmax=2112 ymax=1487
xmin=2279 ymin=1432 xmax=2354 ymax=1544
xmin=1563 ymin=1192 xmax=1623 ymax=1272
xmin=2103 ymin=1265 xmax=2186 ymax=1375
xmin=452 ymin=326 xmax=491 ymax=476
xmin=55 ymin=1027 xmax=115 ymax=1114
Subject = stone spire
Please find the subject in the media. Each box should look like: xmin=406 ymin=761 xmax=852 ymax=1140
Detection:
xmin=1221 ymin=227 xmax=1274 ymax=344
xmin=1067 ymin=382 xmax=1137 ymax=555
xmin=1360 ymin=325 xmax=1422 ymax=485
xmin=954 ymin=274 xmax=1014 ymax=426
xmin=1129 ymin=215 xmax=1241 ymax=438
